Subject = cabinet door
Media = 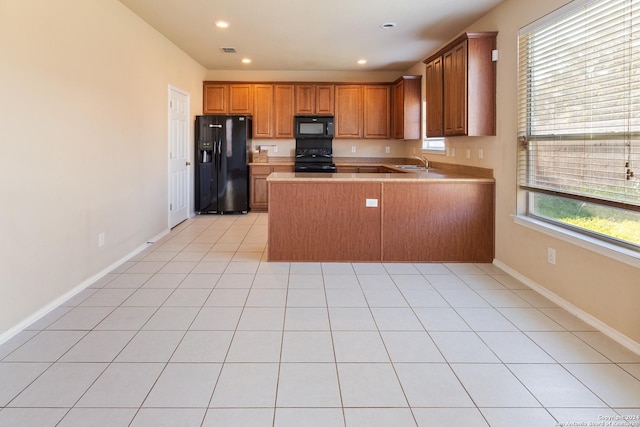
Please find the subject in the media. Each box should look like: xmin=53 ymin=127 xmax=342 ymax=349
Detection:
xmin=229 ymin=84 xmax=253 ymax=114
xmin=443 ymin=40 xmax=467 ymax=136
xmin=393 ymin=77 xmax=422 ymax=140
xmin=203 ymin=84 xmax=227 ymax=114
xmin=363 ymin=85 xmax=391 ymax=139
xmin=392 ymin=81 xmax=404 ymax=139
xmin=274 ymin=85 xmax=294 ymax=138
xmin=250 ymin=165 xmax=271 ymax=210
xmin=253 ymin=84 xmax=274 ymax=138
xmin=315 ymin=84 xmax=335 ymax=115
xmin=425 ymin=58 xmax=444 ymax=137
xmin=294 ymin=84 xmax=315 ymax=114
xmin=335 ymin=85 xmax=363 ymax=138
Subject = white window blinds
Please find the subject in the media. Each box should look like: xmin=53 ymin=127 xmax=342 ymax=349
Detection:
xmin=518 ymin=0 xmax=640 ymax=211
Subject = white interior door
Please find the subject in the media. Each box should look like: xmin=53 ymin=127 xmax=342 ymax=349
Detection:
xmin=168 ymin=85 xmax=190 ymax=228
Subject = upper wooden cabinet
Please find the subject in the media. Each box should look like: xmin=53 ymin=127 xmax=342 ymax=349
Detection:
xmin=229 ymin=84 xmax=253 ymax=114
xmin=203 ymin=84 xmax=227 ymax=114
xmin=203 ymin=82 xmax=253 ymax=115
xmin=392 ymin=76 xmax=422 ymax=140
xmin=424 ymin=32 xmax=497 ymax=137
xmin=295 ymin=84 xmax=334 ymax=115
xmin=363 ymin=85 xmax=391 ymax=139
xmin=335 ymin=85 xmax=363 ymax=139
xmin=253 ymin=84 xmax=295 ymax=139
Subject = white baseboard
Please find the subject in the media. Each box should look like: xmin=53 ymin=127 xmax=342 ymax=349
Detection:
xmin=493 ymin=259 xmax=640 ymax=356
xmin=0 ymin=227 xmax=170 ymax=347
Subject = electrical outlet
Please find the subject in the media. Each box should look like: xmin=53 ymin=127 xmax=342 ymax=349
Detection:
xmin=451 ymin=147 xmax=456 ymax=157
xmin=478 ymin=148 xmax=484 ymax=160
xmin=351 ymin=145 xmax=356 ymax=153
xmin=547 ymin=247 xmax=556 ymax=265
xmin=385 ymin=146 xmax=390 ymax=153
xmin=466 ymin=148 xmax=471 ymax=159
xmin=273 ymin=145 xmax=278 ymax=153
xmin=98 ymin=232 xmax=105 ymax=248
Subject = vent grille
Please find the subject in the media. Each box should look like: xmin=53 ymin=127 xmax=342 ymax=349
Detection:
xmin=219 ymin=47 xmax=237 ymax=53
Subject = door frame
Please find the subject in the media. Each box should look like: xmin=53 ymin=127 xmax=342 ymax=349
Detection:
xmin=168 ymin=84 xmax=191 ymax=228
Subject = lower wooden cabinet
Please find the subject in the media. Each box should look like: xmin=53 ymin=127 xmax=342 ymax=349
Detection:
xmin=267 ymin=179 xmax=495 ymax=262
xmin=336 ymin=165 xmax=385 ymax=173
xmin=250 ymin=164 xmax=293 ymax=211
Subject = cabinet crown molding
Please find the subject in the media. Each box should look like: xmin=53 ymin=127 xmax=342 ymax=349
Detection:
xmin=423 ymin=31 xmax=499 ymax=64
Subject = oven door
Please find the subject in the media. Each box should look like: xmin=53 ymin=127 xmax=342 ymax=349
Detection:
xmin=294 ymin=162 xmax=336 ymax=173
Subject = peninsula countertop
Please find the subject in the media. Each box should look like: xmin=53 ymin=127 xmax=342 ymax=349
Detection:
xmin=266 ymin=168 xmax=495 ymax=183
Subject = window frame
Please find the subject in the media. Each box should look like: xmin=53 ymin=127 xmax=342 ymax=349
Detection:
xmin=421 ymin=98 xmax=446 ymax=153
xmin=517 ymin=0 xmax=640 ymax=252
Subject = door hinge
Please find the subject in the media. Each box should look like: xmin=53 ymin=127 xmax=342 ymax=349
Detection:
xmin=170 ymin=203 xmax=173 ymax=210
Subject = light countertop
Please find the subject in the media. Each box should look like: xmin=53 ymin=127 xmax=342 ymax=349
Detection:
xmin=266 ymin=169 xmax=494 ymax=183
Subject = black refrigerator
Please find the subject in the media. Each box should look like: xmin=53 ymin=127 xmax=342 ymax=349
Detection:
xmin=195 ymin=115 xmax=252 ymax=214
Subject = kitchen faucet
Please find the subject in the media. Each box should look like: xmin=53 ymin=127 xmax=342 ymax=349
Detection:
xmin=410 ymin=155 xmax=429 ymax=169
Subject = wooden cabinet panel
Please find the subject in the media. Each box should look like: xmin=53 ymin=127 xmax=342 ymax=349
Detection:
xmin=382 ymin=182 xmax=494 ymax=262
xmin=424 ymin=32 xmax=497 ymax=137
xmin=268 ymin=182 xmax=382 ymax=261
xmin=443 ymin=41 xmax=467 ymax=136
xmin=250 ymin=165 xmax=270 ymax=211
xmin=251 ymin=174 xmax=269 ymax=208
xmin=425 ymin=58 xmax=444 ymax=137
xmin=363 ymin=85 xmax=391 ymax=139
xmin=358 ymin=166 xmax=383 ymax=173
xmin=336 ymin=166 xmax=358 ymax=173
xmin=467 ymin=35 xmax=498 ymax=136
xmin=315 ymin=84 xmax=334 ymax=115
xmin=253 ymin=84 xmax=274 ymax=138
xmin=392 ymin=76 xmax=422 ymax=140
xmin=267 ymin=179 xmax=495 ymax=262
xmin=203 ymin=83 xmax=227 ymax=114
xmin=294 ymin=84 xmax=314 ymax=115
xmin=274 ymin=85 xmax=294 ymax=138
xmin=335 ymin=85 xmax=363 ymax=138
xmin=295 ymin=84 xmax=334 ymax=115
xmin=229 ymin=84 xmax=253 ymax=114
xmin=250 ymin=164 xmax=293 ymax=211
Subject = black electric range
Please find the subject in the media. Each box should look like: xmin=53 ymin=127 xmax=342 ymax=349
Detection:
xmin=294 ymin=139 xmax=336 ymax=173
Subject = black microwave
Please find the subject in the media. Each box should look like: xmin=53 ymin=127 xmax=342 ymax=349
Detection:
xmin=294 ymin=115 xmax=334 ymax=139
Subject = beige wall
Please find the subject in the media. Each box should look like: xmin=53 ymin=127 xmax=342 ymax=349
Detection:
xmin=0 ymin=0 xmax=206 ymax=337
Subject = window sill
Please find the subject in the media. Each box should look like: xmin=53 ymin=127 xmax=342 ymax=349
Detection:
xmin=512 ymin=214 xmax=640 ymax=269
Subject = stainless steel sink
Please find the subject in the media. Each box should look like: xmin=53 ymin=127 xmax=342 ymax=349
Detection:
xmin=393 ymin=165 xmax=427 ymax=171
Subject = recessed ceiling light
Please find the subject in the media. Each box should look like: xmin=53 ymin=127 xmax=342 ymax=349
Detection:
xmin=215 ymin=21 xmax=229 ymax=28
xmin=380 ymin=22 xmax=397 ymax=29
xmin=357 ymin=59 xmax=367 ymax=65
xmin=242 ymin=58 xmax=252 ymax=64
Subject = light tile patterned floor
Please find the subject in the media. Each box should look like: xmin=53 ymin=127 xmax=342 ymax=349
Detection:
xmin=1 ymin=213 xmax=639 ymax=427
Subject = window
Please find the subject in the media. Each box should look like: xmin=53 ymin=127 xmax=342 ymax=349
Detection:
xmin=422 ymin=99 xmax=445 ymax=151
xmin=518 ymin=0 xmax=640 ymax=249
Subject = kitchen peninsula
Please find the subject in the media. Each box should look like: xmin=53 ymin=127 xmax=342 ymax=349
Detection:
xmin=267 ymin=164 xmax=495 ymax=262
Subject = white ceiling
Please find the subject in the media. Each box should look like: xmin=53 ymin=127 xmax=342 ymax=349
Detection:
xmin=118 ymin=0 xmax=504 ymax=72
